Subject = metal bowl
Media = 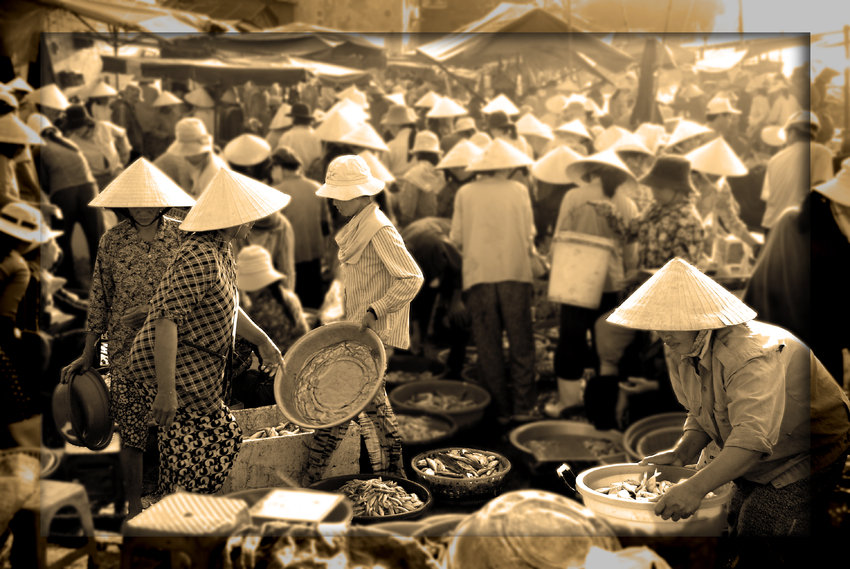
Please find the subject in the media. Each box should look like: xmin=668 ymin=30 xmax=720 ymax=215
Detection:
xmin=509 ymin=420 xmax=625 ymax=464
xmin=308 ymin=474 xmax=432 ymax=524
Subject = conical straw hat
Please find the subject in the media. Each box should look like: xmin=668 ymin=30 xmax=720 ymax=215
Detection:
xmin=566 ymin=148 xmax=636 ymax=188
xmin=414 ymin=90 xmax=440 ymax=108
xmin=426 ymin=96 xmax=467 ymax=118
xmin=516 ymin=113 xmax=554 ymax=140
xmin=609 ymin=131 xmax=652 ymax=155
xmin=339 ymin=122 xmax=390 ymax=152
xmin=469 ymin=132 xmax=492 ymax=149
xmin=814 ymin=157 xmax=850 ymax=207
xmin=466 ymin=138 xmax=533 ymax=172
xmin=180 ymin=168 xmax=291 ymax=232
xmin=314 ymin=109 xmax=363 ymax=143
xmin=269 ymin=103 xmax=292 ymax=130
xmin=607 ymin=257 xmax=757 ymax=330
xmin=185 ymin=87 xmax=215 ymax=108
xmin=595 ymin=126 xmax=633 ymax=151
xmin=0 ymin=114 xmax=43 ymax=146
xmin=482 ymin=93 xmax=519 ymax=115
xmin=325 ymin=98 xmax=370 ymax=123
xmin=223 ymin=134 xmax=272 ymax=166
xmin=89 ymin=158 xmax=196 ymax=208
xmin=532 ymin=145 xmax=583 ymax=185
xmin=26 ymin=113 xmax=53 ymax=134
xmin=635 ymin=122 xmax=668 ymax=154
xmin=358 ymin=150 xmax=395 ymax=183
xmin=436 ymin=139 xmax=483 ymax=170
xmin=87 ymin=81 xmax=118 ymax=99
xmin=665 ymin=119 xmax=712 ymax=149
xmin=685 ymin=137 xmax=748 ymax=177
xmin=337 ymin=85 xmax=369 ymax=108
xmin=25 ymin=84 xmax=70 ymax=110
xmin=385 ymin=92 xmax=406 ymax=106
xmin=760 ymin=125 xmax=785 ymax=147
xmin=153 ymin=90 xmax=183 ymax=107
xmin=555 ymin=118 xmax=592 ymax=141
xmin=5 ymin=77 xmax=33 ymax=93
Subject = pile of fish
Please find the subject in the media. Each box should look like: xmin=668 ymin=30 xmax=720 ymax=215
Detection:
xmin=594 ymin=469 xmax=716 ymax=502
xmin=415 ymin=449 xmax=503 ymax=479
xmin=338 ymin=477 xmax=425 ymax=517
xmin=386 ymin=370 xmax=435 ymax=384
xmin=403 ymin=390 xmax=478 ymax=411
xmin=582 ymin=438 xmax=622 ymax=457
xmin=246 ymin=422 xmax=311 ymax=439
xmin=397 ymin=414 xmax=451 ymax=443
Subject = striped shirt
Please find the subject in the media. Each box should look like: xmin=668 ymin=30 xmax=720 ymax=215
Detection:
xmin=337 ymin=206 xmax=423 ymax=349
xmin=127 ymin=232 xmax=238 ymax=414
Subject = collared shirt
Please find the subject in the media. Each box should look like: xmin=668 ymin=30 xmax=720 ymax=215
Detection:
xmin=338 ymin=206 xmax=423 ymax=350
xmin=276 ymin=125 xmax=322 ymax=171
xmin=278 ymin=174 xmax=330 ymax=263
xmin=128 ymin=232 xmax=238 ymax=414
xmin=668 ymin=321 xmax=850 ymax=487
xmin=450 ymin=177 xmax=535 ymax=290
xmin=86 ymin=217 xmax=183 ymax=370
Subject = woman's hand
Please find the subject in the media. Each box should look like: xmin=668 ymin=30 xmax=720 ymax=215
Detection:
xmin=257 ymin=337 xmax=284 ymax=377
xmin=150 ymin=388 xmax=178 ymax=430
xmin=619 ymin=376 xmax=659 ymax=395
xmin=360 ymin=309 xmax=378 ymax=332
xmin=61 ymin=354 xmax=92 ymax=384
xmin=653 ymin=480 xmax=705 ymax=521
xmin=640 ymin=449 xmax=684 ymax=467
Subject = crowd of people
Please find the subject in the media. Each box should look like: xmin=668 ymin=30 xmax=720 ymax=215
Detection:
xmin=0 ymin=57 xmax=849 ymax=558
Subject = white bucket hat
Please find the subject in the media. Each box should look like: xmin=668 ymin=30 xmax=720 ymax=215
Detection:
xmin=0 ymin=202 xmax=62 ymax=244
xmin=414 ymin=90 xmax=440 ymax=109
xmin=0 ymin=114 xmax=43 ymax=146
xmin=685 ymin=137 xmax=748 ymax=177
xmin=223 ymin=134 xmax=272 ymax=167
xmin=25 ymin=84 xmax=70 ymax=111
xmin=89 ymin=158 xmax=197 ymax=208
xmin=466 ymin=138 xmax=533 ymax=172
xmin=482 ymin=93 xmax=519 ymax=115
xmin=814 ymin=157 xmax=850 ymax=207
xmin=566 ymin=148 xmax=637 ymax=189
xmin=664 ymin=119 xmax=713 ymax=150
xmin=516 ymin=113 xmax=554 ymax=141
xmin=185 ymin=87 xmax=215 ymax=108
xmin=454 ymin=116 xmax=477 ymax=133
xmin=410 ymin=130 xmax=442 ymax=154
xmin=358 ymin=150 xmax=395 ymax=184
xmin=555 ymin=119 xmax=592 ymax=141
xmin=316 ymin=155 xmax=385 ymax=201
xmin=436 ymin=139 xmax=483 ymax=170
xmin=153 ymin=90 xmax=183 ymax=107
xmin=426 ymin=96 xmax=467 ymax=118
xmin=167 ymin=118 xmax=213 ymax=156
xmin=607 ymin=257 xmax=757 ymax=330
xmin=339 ymin=122 xmax=390 ymax=152
xmin=315 ymin=109 xmax=363 ymax=143
xmin=237 ymin=244 xmax=286 ymax=292
xmin=180 ymin=168 xmax=291 ymax=232
xmin=532 ymin=145 xmax=583 ymax=185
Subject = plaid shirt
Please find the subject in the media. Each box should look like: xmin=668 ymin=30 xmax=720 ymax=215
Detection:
xmin=128 ymin=232 xmax=238 ymax=414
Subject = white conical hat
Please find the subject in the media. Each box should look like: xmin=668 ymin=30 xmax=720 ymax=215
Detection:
xmin=223 ymin=134 xmax=272 ymax=166
xmin=566 ymin=148 xmax=636 ymax=188
xmin=0 ymin=114 xmax=43 ymax=145
xmin=339 ymin=122 xmax=390 ymax=152
xmin=595 ymin=126 xmax=633 ymax=151
xmin=414 ymin=90 xmax=440 ymax=108
xmin=25 ymin=84 xmax=70 ymax=110
xmin=466 ymin=138 xmax=533 ymax=172
xmin=269 ymin=103 xmax=292 ymax=130
xmin=89 ymin=158 xmax=196 ymax=208
xmin=635 ymin=122 xmax=668 ymax=154
xmin=469 ymin=132 xmax=492 ymax=149
xmin=314 ymin=109 xmax=364 ymax=143
xmin=5 ymin=77 xmax=33 ymax=93
xmin=607 ymin=257 xmax=757 ymax=330
xmin=337 ymin=85 xmax=369 ymax=108
xmin=532 ymin=145 xmax=583 ymax=185
xmin=436 ymin=139 xmax=484 ymax=170
xmin=516 ymin=113 xmax=554 ymax=141
xmin=325 ymin=98 xmax=370 ymax=123
xmin=665 ymin=119 xmax=712 ymax=149
xmin=814 ymin=157 xmax=850 ymax=207
xmin=153 ymin=90 xmax=183 ymax=107
xmin=358 ymin=150 xmax=395 ymax=183
xmin=482 ymin=93 xmax=519 ymax=115
xmin=180 ymin=168 xmax=291 ymax=232
xmin=26 ymin=112 xmax=53 ymax=134
xmin=87 ymin=81 xmax=118 ymax=99
xmin=426 ymin=96 xmax=467 ymax=118
xmin=596 ymin=126 xmax=652 ymax=155
xmin=385 ymin=92 xmax=406 ymax=106
xmin=685 ymin=137 xmax=748 ymax=177
xmin=185 ymin=87 xmax=215 ymax=108
xmin=555 ymin=118 xmax=592 ymax=141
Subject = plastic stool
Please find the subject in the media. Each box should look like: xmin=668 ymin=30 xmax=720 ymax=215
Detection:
xmin=62 ymin=432 xmax=124 ymax=515
xmin=26 ymin=480 xmax=97 ymax=569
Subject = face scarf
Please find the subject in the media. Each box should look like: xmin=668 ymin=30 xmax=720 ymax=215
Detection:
xmin=335 ymin=202 xmax=393 ymax=264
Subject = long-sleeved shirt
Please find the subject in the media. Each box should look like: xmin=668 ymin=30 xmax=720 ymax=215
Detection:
xmin=760 ymin=142 xmax=808 ymax=229
xmin=0 ymin=250 xmax=30 ymax=321
xmin=278 ymin=174 xmax=330 ymax=264
xmin=667 ymin=321 xmax=850 ymax=487
xmin=33 ymin=131 xmax=96 ymax=194
xmin=276 ymin=125 xmax=322 ymax=171
xmin=450 ymin=176 xmax=535 ymax=290
xmin=337 ymin=204 xmax=423 ymax=350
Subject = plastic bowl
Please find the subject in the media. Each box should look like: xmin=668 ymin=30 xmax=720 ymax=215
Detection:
xmin=308 ymin=474 xmax=432 ymax=524
xmin=275 ymin=322 xmax=386 ymax=429
xmin=395 ymin=409 xmax=458 ymax=448
xmin=410 ymin=447 xmax=511 ymax=504
xmin=635 ymin=426 xmax=683 ymax=459
xmin=385 ymin=354 xmax=445 ymax=387
xmin=622 ymin=412 xmax=687 ymax=462
xmin=575 ymin=463 xmax=733 ymax=536
xmin=389 ymin=380 xmax=490 ymax=430
xmin=509 ymin=420 xmax=625 ymax=464
xmin=368 ymin=520 xmax=426 ymax=536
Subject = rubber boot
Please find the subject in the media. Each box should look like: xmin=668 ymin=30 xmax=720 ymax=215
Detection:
xmin=543 ymin=378 xmax=583 ymax=418
xmin=584 ymin=375 xmax=621 ymax=430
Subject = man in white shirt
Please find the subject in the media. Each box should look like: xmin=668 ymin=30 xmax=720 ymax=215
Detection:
xmin=275 ymin=103 xmax=322 ymax=173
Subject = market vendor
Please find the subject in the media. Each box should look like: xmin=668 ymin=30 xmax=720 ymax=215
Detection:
xmin=303 ymin=154 xmax=423 ymax=485
xmin=606 ymin=257 xmax=850 ymax=540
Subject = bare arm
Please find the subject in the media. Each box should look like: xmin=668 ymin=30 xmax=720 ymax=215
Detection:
xmin=150 ymin=318 xmax=178 ymax=429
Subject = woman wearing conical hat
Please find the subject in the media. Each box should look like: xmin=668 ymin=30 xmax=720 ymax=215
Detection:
xmin=124 ymin=168 xmax=287 ymax=500
xmin=60 ymin=158 xmax=195 ymax=518
xmin=609 ymin=257 xmax=850 ymax=553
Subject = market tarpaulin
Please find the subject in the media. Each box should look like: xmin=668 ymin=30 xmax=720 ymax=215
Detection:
xmin=415 ymin=2 xmax=633 ymax=73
